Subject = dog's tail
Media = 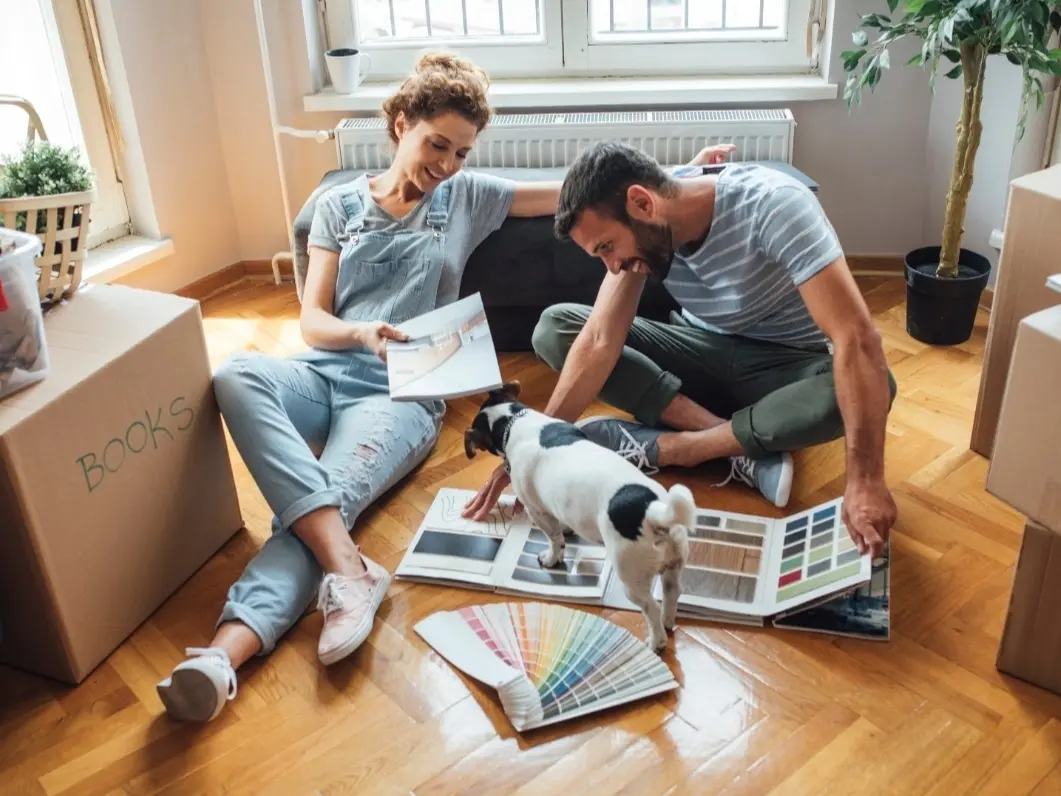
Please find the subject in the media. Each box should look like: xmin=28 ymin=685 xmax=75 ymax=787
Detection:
xmin=645 ymin=483 xmax=694 ymax=563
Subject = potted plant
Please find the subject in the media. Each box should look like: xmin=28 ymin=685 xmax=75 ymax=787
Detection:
xmin=841 ymin=1 xmax=1061 ymax=345
xmin=0 ymin=138 xmax=97 ymax=303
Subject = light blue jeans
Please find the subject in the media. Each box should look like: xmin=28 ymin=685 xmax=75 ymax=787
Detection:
xmin=212 ymin=349 xmax=440 ymax=654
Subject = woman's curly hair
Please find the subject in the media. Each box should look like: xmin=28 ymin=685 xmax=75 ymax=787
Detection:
xmin=381 ymin=51 xmax=493 ymax=144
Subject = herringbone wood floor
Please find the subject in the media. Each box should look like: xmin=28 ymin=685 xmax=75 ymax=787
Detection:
xmin=3 ymin=276 xmax=1060 ymax=796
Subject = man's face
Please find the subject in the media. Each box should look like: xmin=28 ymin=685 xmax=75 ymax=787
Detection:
xmin=569 ymin=208 xmax=675 ymax=282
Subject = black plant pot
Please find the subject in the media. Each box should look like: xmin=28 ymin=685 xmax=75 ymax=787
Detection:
xmin=904 ymin=246 xmax=991 ymax=346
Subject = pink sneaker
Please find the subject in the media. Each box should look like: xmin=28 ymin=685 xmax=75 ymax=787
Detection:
xmin=316 ymin=553 xmax=391 ymax=665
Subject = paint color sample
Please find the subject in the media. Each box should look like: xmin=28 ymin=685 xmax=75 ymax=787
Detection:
xmin=787 ymin=516 xmax=808 ymax=531
xmin=782 ymin=542 xmax=804 ymax=559
xmin=837 ymin=535 xmax=857 ymax=553
xmin=778 ymin=570 xmax=801 ymax=588
xmin=812 ymin=520 xmax=833 ymax=536
xmin=511 ymin=566 xmax=601 ymax=588
xmin=726 ymin=518 xmax=768 ymax=535
xmin=414 ymin=530 xmax=503 ymax=562
xmin=807 ymin=559 xmax=832 ymax=577
xmin=784 ymin=529 xmax=806 ymax=546
xmin=776 ymin=561 xmax=860 ymax=602
xmin=810 ymin=531 xmax=833 ymax=550
xmin=780 ymin=555 xmax=802 ymax=573
xmin=813 ymin=505 xmax=836 ymax=522
xmin=836 ymin=548 xmax=861 ymax=567
xmin=808 ymin=545 xmax=832 ymax=564
xmin=689 ymin=528 xmax=764 ymax=547
xmin=686 ymin=541 xmax=761 ymax=574
xmin=683 ymin=567 xmax=756 ymax=603
xmin=696 ymin=513 xmax=722 ymax=528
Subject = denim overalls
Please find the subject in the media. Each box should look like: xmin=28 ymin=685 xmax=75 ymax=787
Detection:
xmin=210 ymin=181 xmax=453 ymax=654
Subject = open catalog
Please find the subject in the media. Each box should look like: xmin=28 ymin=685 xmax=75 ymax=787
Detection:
xmin=396 ymin=488 xmax=890 ymax=638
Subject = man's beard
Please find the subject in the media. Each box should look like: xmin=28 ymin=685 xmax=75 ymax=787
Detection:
xmin=621 ymin=219 xmax=674 ymax=282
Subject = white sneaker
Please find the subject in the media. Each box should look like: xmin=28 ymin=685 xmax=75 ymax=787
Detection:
xmin=157 ymin=647 xmax=237 ymax=722
xmin=316 ymin=553 xmax=391 ymax=666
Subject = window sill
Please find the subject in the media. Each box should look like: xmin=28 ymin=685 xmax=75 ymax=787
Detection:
xmin=304 ymin=74 xmax=838 ymax=113
xmin=82 ymin=235 xmax=175 ymax=284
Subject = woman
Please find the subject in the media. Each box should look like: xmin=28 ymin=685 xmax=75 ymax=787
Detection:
xmin=156 ymin=52 xmax=734 ymax=723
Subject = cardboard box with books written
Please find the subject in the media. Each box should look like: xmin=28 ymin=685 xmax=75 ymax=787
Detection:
xmin=0 ymin=284 xmax=243 ymax=684
xmin=986 ymin=303 xmax=1061 ymax=532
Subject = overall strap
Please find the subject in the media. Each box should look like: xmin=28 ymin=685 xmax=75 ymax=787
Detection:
xmin=425 ymin=179 xmax=453 ymax=236
xmin=339 ymin=187 xmax=367 ymax=241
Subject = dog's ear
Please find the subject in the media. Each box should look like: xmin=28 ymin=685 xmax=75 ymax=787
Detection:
xmin=499 ymin=380 xmax=521 ymax=400
xmin=464 ymin=427 xmax=491 ymax=459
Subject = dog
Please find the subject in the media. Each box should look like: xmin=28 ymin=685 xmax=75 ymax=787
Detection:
xmin=464 ymin=381 xmax=693 ymax=652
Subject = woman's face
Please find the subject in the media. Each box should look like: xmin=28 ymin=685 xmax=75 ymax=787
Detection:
xmin=393 ymin=111 xmax=479 ymax=192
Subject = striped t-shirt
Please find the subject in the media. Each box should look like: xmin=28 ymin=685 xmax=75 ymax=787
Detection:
xmin=663 ymin=163 xmax=843 ymax=349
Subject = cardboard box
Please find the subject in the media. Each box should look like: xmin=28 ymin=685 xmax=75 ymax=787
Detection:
xmin=986 ymin=304 xmax=1061 ymax=531
xmin=0 ymin=284 xmax=243 ymax=683
xmin=972 ymin=164 xmax=1061 ymax=457
xmin=997 ymin=519 xmax=1061 ymax=695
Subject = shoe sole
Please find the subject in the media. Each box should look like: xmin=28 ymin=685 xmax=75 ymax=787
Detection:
xmin=318 ymin=570 xmax=392 ymax=666
xmin=772 ymin=453 xmax=794 ymax=509
xmin=157 ymin=669 xmax=220 ymax=722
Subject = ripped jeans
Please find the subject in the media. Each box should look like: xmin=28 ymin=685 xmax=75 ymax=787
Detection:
xmin=211 ymin=350 xmax=441 ymax=654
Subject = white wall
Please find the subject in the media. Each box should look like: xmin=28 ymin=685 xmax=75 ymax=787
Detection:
xmin=102 ymin=0 xmax=240 ymax=292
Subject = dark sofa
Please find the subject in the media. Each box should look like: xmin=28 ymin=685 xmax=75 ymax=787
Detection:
xmin=292 ymin=163 xmax=817 ymax=351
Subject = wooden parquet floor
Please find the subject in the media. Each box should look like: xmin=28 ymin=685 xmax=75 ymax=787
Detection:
xmin=4 ymin=276 xmax=1060 ymax=796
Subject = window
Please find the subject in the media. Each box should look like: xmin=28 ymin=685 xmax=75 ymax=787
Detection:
xmin=322 ymin=0 xmax=824 ymax=82
xmin=0 ymin=0 xmax=129 ymax=250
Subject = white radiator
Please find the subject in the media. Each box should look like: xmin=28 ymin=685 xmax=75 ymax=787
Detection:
xmin=333 ymin=109 xmax=796 ymax=171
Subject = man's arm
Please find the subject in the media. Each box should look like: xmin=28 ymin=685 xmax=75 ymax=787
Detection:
xmin=756 ymin=184 xmax=895 ymax=556
xmin=799 ymin=260 xmax=890 ymax=480
xmin=799 ymin=259 xmax=896 ymax=557
xmin=544 ymin=268 xmax=646 ymax=421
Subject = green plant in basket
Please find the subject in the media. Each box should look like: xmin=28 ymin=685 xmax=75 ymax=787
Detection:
xmin=0 ymin=140 xmax=94 ymax=233
xmin=840 ymin=0 xmax=1061 ymax=345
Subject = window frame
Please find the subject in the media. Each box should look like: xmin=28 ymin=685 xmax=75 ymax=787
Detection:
xmin=320 ymin=0 xmax=826 ymax=84
xmin=35 ymin=0 xmax=131 ymax=250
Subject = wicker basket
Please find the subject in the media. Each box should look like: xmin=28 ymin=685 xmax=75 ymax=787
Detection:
xmin=0 ymin=189 xmax=97 ymax=303
xmin=0 ymin=95 xmax=97 ymax=303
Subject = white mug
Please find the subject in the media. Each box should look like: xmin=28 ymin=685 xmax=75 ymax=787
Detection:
xmin=326 ymin=47 xmax=372 ymax=94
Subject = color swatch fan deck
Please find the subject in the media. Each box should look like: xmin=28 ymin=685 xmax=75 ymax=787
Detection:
xmin=415 ymin=602 xmax=678 ymax=731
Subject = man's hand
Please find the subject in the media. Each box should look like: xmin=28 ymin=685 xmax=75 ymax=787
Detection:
xmin=462 ymin=464 xmax=522 ymax=521
xmin=691 ymin=143 xmax=737 ymax=166
xmin=842 ymin=478 xmax=896 ymax=559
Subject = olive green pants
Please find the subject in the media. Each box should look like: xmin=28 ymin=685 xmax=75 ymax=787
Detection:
xmin=530 ymin=303 xmax=897 ymax=459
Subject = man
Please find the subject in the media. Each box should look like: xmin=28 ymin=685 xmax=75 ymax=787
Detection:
xmin=465 ymin=142 xmax=897 ymax=557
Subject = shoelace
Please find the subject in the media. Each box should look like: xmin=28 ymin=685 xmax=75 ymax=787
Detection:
xmin=184 ymin=647 xmax=238 ymax=700
xmin=714 ymin=456 xmax=756 ymax=490
xmin=614 ymin=426 xmax=659 ymax=475
xmin=317 ymin=573 xmax=347 ymax=616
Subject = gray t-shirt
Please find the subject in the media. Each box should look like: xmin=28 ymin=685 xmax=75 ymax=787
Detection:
xmin=308 ymin=170 xmax=516 ymax=309
xmin=664 ymin=163 xmax=842 ymax=349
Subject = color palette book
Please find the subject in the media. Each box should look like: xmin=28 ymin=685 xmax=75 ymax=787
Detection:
xmin=414 ymin=602 xmax=678 ymax=731
xmin=772 ymin=540 xmax=891 ymax=640
xmin=396 ymin=489 xmax=874 ymax=631
xmin=655 ymin=498 xmax=873 ymax=620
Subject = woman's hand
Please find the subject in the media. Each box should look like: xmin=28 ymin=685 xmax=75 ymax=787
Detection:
xmin=355 ymin=321 xmax=408 ymax=362
xmin=691 ymin=143 xmax=737 ymax=166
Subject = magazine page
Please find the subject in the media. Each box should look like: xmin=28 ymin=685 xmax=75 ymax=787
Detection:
xmin=762 ymin=498 xmax=873 ymax=616
xmin=395 ymin=489 xmax=527 ymax=588
xmin=494 ymin=525 xmax=613 ymax=604
xmin=386 ymin=292 xmax=502 ymax=401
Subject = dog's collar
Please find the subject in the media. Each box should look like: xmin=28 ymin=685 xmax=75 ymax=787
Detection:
xmin=501 ymin=407 xmax=529 ymax=474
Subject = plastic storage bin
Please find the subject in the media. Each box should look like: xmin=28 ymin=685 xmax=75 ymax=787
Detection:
xmin=0 ymin=228 xmax=49 ymax=399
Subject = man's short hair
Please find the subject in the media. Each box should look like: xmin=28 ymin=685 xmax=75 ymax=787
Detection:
xmin=554 ymin=141 xmax=676 ymax=240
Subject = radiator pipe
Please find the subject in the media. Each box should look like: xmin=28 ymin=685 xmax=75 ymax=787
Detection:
xmin=253 ymin=0 xmax=333 ymax=285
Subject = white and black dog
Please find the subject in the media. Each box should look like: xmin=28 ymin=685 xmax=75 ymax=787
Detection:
xmin=464 ymin=382 xmax=693 ymax=652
